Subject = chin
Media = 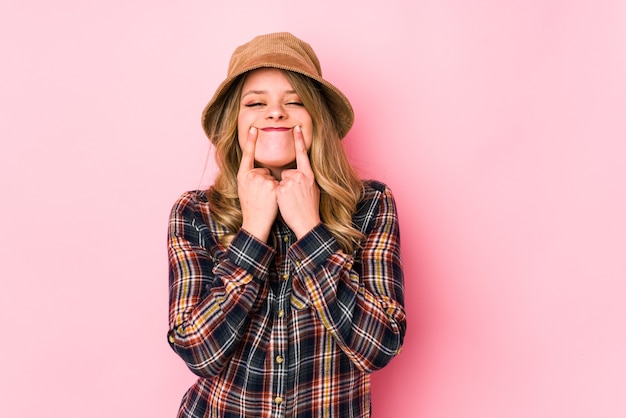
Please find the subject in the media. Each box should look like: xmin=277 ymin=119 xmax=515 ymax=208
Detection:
xmin=256 ymin=157 xmax=296 ymax=169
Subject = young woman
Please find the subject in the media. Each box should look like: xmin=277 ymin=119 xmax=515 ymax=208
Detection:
xmin=167 ymin=32 xmax=406 ymax=417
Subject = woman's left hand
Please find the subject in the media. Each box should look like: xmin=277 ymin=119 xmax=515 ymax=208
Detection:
xmin=277 ymin=125 xmax=321 ymax=239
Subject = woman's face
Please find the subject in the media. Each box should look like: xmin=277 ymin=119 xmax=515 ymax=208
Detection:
xmin=237 ymin=68 xmax=313 ymax=176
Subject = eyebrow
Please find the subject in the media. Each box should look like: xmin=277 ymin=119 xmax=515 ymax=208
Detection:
xmin=241 ymin=89 xmax=298 ymax=98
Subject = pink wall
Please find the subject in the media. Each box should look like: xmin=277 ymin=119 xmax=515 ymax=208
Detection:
xmin=1 ymin=1 xmax=625 ymax=417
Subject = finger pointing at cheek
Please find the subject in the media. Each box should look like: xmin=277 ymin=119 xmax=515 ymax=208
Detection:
xmin=276 ymin=124 xmax=320 ymax=239
xmin=237 ymin=126 xmax=279 ymax=242
xmin=293 ymin=125 xmax=313 ymax=174
xmin=238 ymin=126 xmax=257 ymax=175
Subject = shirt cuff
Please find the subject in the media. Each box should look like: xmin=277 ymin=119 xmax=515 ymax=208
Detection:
xmin=226 ymin=229 xmax=275 ymax=281
xmin=287 ymin=223 xmax=341 ymax=275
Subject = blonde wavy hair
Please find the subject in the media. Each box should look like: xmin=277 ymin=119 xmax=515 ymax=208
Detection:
xmin=205 ymin=69 xmax=364 ymax=253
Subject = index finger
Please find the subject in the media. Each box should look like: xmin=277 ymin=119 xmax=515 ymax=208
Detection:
xmin=293 ymin=125 xmax=312 ymax=174
xmin=239 ymin=126 xmax=258 ymax=173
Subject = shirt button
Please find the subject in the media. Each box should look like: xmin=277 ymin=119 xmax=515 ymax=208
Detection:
xmin=274 ymin=396 xmax=283 ymax=405
xmin=168 ymin=333 xmax=175 ymax=344
xmin=282 ymin=273 xmax=289 ymax=280
xmin=176 ymin=325 xmax=185 ymax=336
xmin=283 ymin=235 xmax=289 ymax=243
xmin=276 ymin=355 xmax=284 ymax=364
xmin=277 ymin=309 xmax=284 ymax=318
xmin=295 ymin=260 xmax=301 ymax=267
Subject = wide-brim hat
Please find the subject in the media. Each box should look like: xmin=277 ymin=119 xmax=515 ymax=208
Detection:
xmin=201 ymin=32 xmax=354 ymax=142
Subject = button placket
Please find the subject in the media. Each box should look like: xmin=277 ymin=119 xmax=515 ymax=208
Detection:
xmin=272 ymin=227 xmax=291 ymax=413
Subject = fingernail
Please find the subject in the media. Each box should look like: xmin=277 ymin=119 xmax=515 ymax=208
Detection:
xmin=249 ymin=127 xmax=256 ymax=134
xmin=294 ymin=125 xmax=301 ymax=133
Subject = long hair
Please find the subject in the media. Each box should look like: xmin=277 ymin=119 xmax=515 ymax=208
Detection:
xmin=205 ymin=69 xmax=364 ymax=253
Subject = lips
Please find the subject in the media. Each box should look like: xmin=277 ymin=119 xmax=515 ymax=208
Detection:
xmin=260 ymin=127 xmax=291 ymax=132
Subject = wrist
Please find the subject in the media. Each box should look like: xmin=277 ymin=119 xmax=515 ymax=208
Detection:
xmin=241 ymin=223 xmax=271 ymax=243
xmin=293 ymin=219 xmax=321 ymax=240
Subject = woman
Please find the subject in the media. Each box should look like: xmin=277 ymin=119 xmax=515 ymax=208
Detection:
xmin=167 ymin=32 xmax=406 ymax=417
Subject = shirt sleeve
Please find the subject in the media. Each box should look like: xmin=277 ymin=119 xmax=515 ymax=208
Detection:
xmin=167 ymin=192 xmax=274 ymax=378
xmin=288 ymin=184 xmax=406 ymax=373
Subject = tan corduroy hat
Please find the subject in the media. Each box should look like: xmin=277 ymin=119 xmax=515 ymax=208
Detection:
xmin=201 ymin=32 xmax=354 ymax=142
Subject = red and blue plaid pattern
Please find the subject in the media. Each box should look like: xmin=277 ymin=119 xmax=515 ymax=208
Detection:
xmin=167 ymin=180 xmax=406 ymax=417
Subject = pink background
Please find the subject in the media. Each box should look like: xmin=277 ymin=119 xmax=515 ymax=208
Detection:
xmin=2 ymin=1 xmax=625 ymax=417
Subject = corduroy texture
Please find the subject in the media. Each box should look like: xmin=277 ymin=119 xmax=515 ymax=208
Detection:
xmin=201 ymin=32 xmax=354 ymax=142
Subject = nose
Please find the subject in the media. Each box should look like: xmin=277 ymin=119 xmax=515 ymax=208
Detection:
xmin=266 ymin=104 xmax=286 ymax=120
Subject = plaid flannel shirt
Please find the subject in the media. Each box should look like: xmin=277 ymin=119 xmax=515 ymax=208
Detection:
xmin=167 ymin=180 xmax=406 ymax=418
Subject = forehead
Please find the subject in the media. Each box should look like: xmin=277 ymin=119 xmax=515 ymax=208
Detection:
xmin=242 ymin=68 xmax=294 ymax=91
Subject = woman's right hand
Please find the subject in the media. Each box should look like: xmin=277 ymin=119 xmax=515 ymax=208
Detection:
xmin=237 ymin=127 xmax=278 ymax=242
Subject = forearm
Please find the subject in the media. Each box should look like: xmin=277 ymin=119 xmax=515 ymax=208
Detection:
xmin=168 ymin=229 xmax=274 ymax=377
xmin=290 ymin=223 xmax=406 ymax=373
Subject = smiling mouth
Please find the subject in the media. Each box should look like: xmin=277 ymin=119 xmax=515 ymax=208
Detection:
xmin=260 ymin=127 xmax=292 ymax=132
